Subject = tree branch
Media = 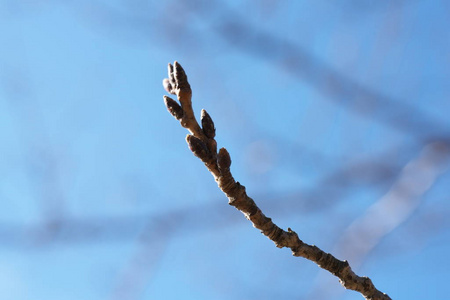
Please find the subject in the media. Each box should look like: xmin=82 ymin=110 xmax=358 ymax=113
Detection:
xmin=162 ymin=61 xmax=391 ymax=300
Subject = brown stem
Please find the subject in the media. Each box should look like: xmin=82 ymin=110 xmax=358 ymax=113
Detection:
xmin=162 ymin=61 xmax=391 ymax=300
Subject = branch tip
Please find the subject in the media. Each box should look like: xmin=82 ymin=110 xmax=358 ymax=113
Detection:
xmin=163 ymin=62 xmax=391 ymax=300
xmin=174 ymin=61 xmax=188 ymax=85
xmin=168 ymin=63 xmax=175 ymax=81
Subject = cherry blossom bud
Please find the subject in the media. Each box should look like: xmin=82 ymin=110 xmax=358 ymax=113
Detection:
xmin=201 ymin=109 xmax=216 ymax=139
xmin=163 ymin=78 xmax=173 ymax=94
xmin=218 ymin=147 xmax=231 ymax=171
xmin=164 ymin=96 xmax=183 ymax=120
xmin=186 ymin=135 xmax=209 ymax=160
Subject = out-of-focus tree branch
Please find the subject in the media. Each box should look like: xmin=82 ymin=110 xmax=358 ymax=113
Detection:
xmin=203 ymin=3 xmax=449 ymax=141
xmin=64 ymin=0 xmax=449 ymax=142
xmin=308 ymin=142 xmax=450 ymax=299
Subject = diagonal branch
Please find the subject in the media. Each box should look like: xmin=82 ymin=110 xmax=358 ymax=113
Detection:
xmin=162 ymin=61 xmax=391 ymax=300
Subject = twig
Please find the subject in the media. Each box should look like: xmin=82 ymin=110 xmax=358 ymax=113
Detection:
xmin=162 ymin=61 xmax=391 ymax=300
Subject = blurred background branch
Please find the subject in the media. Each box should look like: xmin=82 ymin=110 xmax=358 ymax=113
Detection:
xmin=1 ymin=1 xmax=449 ymax=299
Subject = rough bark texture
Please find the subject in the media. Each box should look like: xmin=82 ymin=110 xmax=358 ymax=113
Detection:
xmin=163 ymin=61 xmax=391 ymax=300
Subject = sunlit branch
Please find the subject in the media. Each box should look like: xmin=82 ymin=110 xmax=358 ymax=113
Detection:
xmin=163 ymin=61 xmax=391 ymax=300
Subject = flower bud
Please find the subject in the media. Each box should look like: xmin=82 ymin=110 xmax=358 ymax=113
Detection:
xmin=217 ymin=147 xmax=231 ymax=171
xmin=186 ymin=135 xmax=209 ymax=160
xmin=164 ymin=96 xmax=183 ymax=120
xmin=201 ymin=109 xmax=216 ymax=139
xmin=168 ymin=63 xmax=175 ymax=82
xmin=163 ymin=78 xmax=173 ymax=94
xmin=174 ymin=61 xmax=187 ymax=81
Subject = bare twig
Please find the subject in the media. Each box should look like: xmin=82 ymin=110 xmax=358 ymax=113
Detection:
xmin=163 ymin=61 xmax=391 ymax=300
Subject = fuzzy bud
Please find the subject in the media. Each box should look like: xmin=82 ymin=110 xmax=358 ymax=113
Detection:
xmin=163 ymin=78 xmax=173 ymax=94
xmin=164 ymin=96 xmax=183 ymax=120
xmin=186 ymin=135 xmax=209 ymax=160
xmin=174 ymin=61 xmax=187 ymax=81
xmin=173 ymin=61 xmax=190 ymax=90
xmin=201 ymin=109 xmax=216 ymax=139
xmin=168 ymin=63 xmax=175 ymax=82
xmin=217 ymin=147 xmax=231 ymax=171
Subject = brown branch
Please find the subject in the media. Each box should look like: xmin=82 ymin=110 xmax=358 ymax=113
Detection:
xmin=162 ymin=61 xmax=391 ymax=300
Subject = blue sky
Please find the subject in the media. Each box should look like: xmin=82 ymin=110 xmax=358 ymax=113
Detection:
xmin=0 ymin=1 xmax=449 ymax=299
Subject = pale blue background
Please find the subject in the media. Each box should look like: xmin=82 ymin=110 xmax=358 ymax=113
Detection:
xmin=0 ymin=1 xmax=449 ymax=299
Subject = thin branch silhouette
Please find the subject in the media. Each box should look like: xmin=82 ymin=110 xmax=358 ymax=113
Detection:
xmin=163 ymin=61 xmax=391 ymax=300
